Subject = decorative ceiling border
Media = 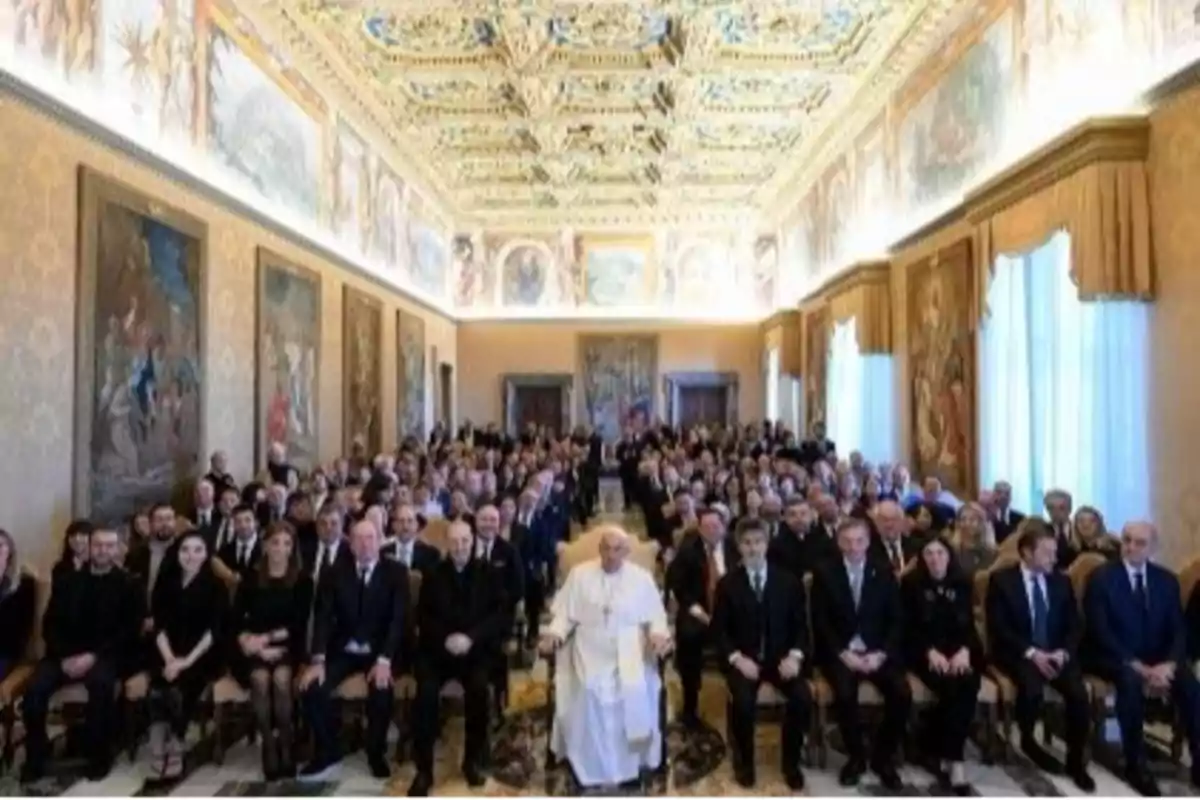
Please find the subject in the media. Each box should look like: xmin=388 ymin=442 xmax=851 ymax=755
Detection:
xmin=244 ymin=0 xmax=458 ymax=231
xmin=761 ymin=0 xmax=976 ymax=225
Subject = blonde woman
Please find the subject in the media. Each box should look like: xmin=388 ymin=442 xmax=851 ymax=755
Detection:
xmin=0 ymin=529 xmax=36 ymax=680
xmin=951 ymin=502 xmax=997 ymax=579
xmin=1065 ymin=505 xmax=1119 ymax=567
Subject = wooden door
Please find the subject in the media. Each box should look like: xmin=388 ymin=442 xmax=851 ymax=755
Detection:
xmin=678 ymin=386 xmax=727 ymax=428
xmin=515 ymin=386 xmax=563 ymax=436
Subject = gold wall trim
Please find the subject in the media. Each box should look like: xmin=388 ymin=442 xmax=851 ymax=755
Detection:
xmin=964 ymin=116 xmax=1151 ymax=225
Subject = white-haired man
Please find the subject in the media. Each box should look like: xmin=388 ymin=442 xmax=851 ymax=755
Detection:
xmin=541 ymin=527 xmax=671 ymax=788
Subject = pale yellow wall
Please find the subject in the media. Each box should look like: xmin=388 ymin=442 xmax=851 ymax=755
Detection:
xmin=457 ymin=322 xmax=764 ymax=426
xmin=0 ymin=93 xmax=456 ymax=571
xmin=1147 ymin=83 xmax=1200 ymax=566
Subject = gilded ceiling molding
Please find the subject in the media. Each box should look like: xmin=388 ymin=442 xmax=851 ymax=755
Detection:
xmin=816 ymin=260 xmax=893 ymax=354
xmin=964 ymin=115 xmax=1153 ymax=311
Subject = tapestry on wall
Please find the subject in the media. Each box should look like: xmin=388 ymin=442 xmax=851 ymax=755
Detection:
xmin=256 ymin=249 xmax=320 ymax=472
xmin=342 ymin=287 xmax=383 ymax=456
xmin=908 ymin=240 xmax=976 ymax=497
xmin=578 ymin=335 xmax=658 ymax=441
xmin=77 ymin=169 xmax=205 ymax=525
xmin=804 ymin=307 xmax=830 ymax=433
xmin=397 ymin=310 xmax=426 ymax=440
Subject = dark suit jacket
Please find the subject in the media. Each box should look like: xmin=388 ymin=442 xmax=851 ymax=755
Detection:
xmin=901 ymin=570 xmax=983 ymax=667
xmin=985 ymin=564 xmax=1081 ymax=671
xmin=767 ymin=524 xmax=837 ymax=582
xmin=992 ymin=509 xmax=1026 ymax=544
xmin=474 ymin=534 xmax=524 ymax=612
xmin=868 ymin=535 xmax=921 ymax=574
xmin=712 ymin=566 xmax=810 ymax=673
xmin=299 ymin=536 xmax=354 ymax=576
xmin=124 ymin=538 xmax=182 ymax=616
xmin=383 ymin=538 xmax=441 ymax=574
xmin=809 ymin=558 xmax=902 ymax=665
xmin=1084 ymin=561 xmax=1185 ymax=671
xmin=191 ymin=508 xmax=225 ymax=552
xmin=416 ymin=559 xmax=509 ymax=664
xmin=218 ymin=537 xmax=264 ymax=582
xmin=668 ymin=535 xmax=741 ymax=623
xmin=311 ymin=558 xmax=411 ymax=666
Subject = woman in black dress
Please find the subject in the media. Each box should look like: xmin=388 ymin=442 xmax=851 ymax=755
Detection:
xmin=0 ymin=529 xmax=36 ymax=680
xmin=230 ymin=522 xmax=313 ymax=779
xmin=52 ymin=519 xmax=94 ymax=582
xmin=901 ymin=536 xmax=983 ymax=795
xmin=150 ymin=531 xmax=227 ymax=778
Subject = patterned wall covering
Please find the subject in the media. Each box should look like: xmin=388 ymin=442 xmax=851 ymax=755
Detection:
xmin=0 ymin=0 xmax=454 ymax=307
xmin=775 ymin=0 xmax=1198 ymax=299
xmin=453 ymin=227 xmax=780 ymax=316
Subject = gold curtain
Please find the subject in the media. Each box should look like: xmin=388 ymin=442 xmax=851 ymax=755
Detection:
xmin=967 ymin=116 xmax=1153 ymax=322
xmin=822 ymin=261 xmax=892 ymax=353
xmin=762 ymin=309 xmax=804 ymax=377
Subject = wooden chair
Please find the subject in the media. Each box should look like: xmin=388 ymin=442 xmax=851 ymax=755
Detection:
xmin=210 ymin=561 xmax=251 ymax=763
xmin=545 ymin=528 xmax=666 ymax=787
xmin=977 ymin=567 xmax=1016 ymax=761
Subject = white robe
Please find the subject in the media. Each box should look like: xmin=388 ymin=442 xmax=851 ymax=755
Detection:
xmin=547 ymin=559 xmax=669 ymax=787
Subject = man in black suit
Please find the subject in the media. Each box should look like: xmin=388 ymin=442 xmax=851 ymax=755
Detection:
xmin=191 ymin=478 xmax=224 ymax=552
xmin=713 ymin=518 xmax=810 ymax=790
xmin=868 ymin=501 xmax=920 ymax=575
xmin=668 ymin=507 xmax=740 ymax=726
xmin=301 ymin=503 xmax=353 ymax=581
xmin=798 ymin=420 xmax=835 ymax=468
xmin=513 ymin=489 xmax=551 ymax=645
xmin=1084 ymin=521 xmax=1200 ymax=794
xmin=991 ymin=480 xmax=1025 ymax=544
xmin=409 ymin=522 xmax=509 ymax=796
xmin=473 ymin=503 xmax=523 ymax=717
xmin=986 ymin=521 xmax=1093 ymax=791
xmin=124 ymin=502 xmax=182 ymax=675
xmin=1043 ymin=489 xmax=1077 ymax=570
xmin=217 ymin=504 xmax=263 ymax=582
xmin=299 ymin=518 xmax=410 ymax=781
xmin=768 ymin=497 xmax=834 ymax=582
xmin=384 ymin=503 xmax=440 ymax=573
xmin=810 ymin=518 xmax=910 ymax=790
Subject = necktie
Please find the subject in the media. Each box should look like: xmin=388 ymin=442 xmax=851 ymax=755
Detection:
xmin=1133 ymin=571 xmax=1148 ymax=613
xmin=752 ymin=569 xmax=764 ymax=602
xmin=326 ymin=545 xmax=336 ymax=569
xmin=891 ymin=542 xmax=903 ymax=572
xmin=1031 ymin=577 xmax=1050 ymax=649
xmin=238 ymin=543 xmax=247 ymax=567
xmin=850 ymin=568 xmax=862 ymax=609
xmin=357 ymin=565 xmax=369 ymax=615
xmin=705 ymin=547 xmax=720 ymax=609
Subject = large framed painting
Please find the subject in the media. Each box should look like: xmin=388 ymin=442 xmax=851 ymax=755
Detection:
xmin=581 ymin=235 xmax=656 ymax=307
xmin=803 ymin=305 xmax=830 ymax=433
xmin=342 ymin=286 xmax=383 ymax=456
xmin=578 ymin=334 xmax=658 ymax=441
xmin=908 ymin=239 xmax=976 ymax=497
xmin=396 ymin=309 xmax=426 ymax=440
xmin=76 ymin=168 xmax=206 ymax=524
xmin=256 ymin=249 xmax=321 ymax=472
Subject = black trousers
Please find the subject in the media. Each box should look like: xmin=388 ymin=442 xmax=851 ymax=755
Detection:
xmin=674 ymin=616 xmax=708 ymax=718
xmin=912 ymin=665 xmax=980 ymax=762
xmin=824 ymin=661 xmax=912 ymax=763
xmin=302 ymin=655 xmax=394 ymax=763
xmin=1006 ymin=659 xmax=1089 ymax=763
xmin=524 ymin=577 xmax=546 ymax=642
xmin=1099 ymin=661 xmax=1200 ymax=769
xmin=22 ymin=656 xmax=119 ymax=770
xmin=413 ymin=656 xmax=490 ymax=774
xmin=726 ymin=667 xmax=811 ymax=774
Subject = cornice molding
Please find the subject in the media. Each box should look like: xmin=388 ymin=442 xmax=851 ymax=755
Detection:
xmin=963 ymin=116 xmax=1151 ymax=224
xmin=812 ymin=259 xmax=892 ymax=303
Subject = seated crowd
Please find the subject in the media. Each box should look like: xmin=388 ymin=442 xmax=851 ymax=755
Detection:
xmin=0 ymin=417 xmax=1197 ymax=798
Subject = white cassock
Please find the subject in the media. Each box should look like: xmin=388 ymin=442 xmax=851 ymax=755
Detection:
xmin=546 ymin=559 xmax=669 ymax=787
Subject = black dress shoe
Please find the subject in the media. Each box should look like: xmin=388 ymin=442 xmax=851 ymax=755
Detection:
xmin=733 ymin=767 xmax=755 ymax=789
xmin=1125 ymin=767 xmax=1161 ymax=797
xmin=839 ymin=759 xmax=866 ymax=786
xmin=874 ymin=763 xmax=903 ymax=792
xmin=408 ymin=771 xmax=433 ymax=797
xmin=1021 ymin=742 xmax=1064 ymax=774
xmin=784 ymin=769 xmax=805 ymax=791
xmin=464 ymin=762 xmax=486 ymax=788
xmin=368 ymin=755 xmax=392 ymax=780
xmin=1068 ymin=765 xmax=1096 ymax=793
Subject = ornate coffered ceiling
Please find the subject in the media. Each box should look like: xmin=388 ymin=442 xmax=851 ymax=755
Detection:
xmin=244 ymin=0 xmax=968 ymax=228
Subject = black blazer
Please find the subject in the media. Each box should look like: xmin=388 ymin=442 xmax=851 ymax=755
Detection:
xmin=1084 ymin=561 xmax=1185 ymax=672
xmin=416 ymin=559 xmax=509 ymax=663
xmin=668 ymin=535 xmax=741 ymax=621
xmin=809 ymin=558 xmax=902 ymax=665
xmin=992 ymin=509 xmax=1025 ymax=544
xmin=901 ymin=570 xmax=984 ymax=668
xmin=985 ymin=564 xmax=1081 ymax=671
xmin=124 ymin=539 xmax=183 ymax=616
xmin=767 ymin=524 xmax=837 ymax=582
xmin=311 ymin=559 xmax=411 ymax=666
xmin=474 ymin=534 xmax=524 ymax=612
xmin=712 ymin=566 xmax=810 ymax=673
xmin=868 ymin=535 xmax=921 ymax=574
xmin=0 ymin=572 xmax=37 ymax=663
xmin=218 ymin=537 xmax=264 ymax=582
xmin=383 ymin=538 xmax=441 ymax=574
xmin=191 ymin=508 xmax=225 ymax=552
xmin=299 ymin=536 xmax=355 ymax=577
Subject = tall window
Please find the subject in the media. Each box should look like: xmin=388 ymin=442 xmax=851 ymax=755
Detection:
xmin=826 ymin=318 xmax=896 ymax=464
xmin=979 ymin=230 xmax=1150 ymax=528
xmin=766 ymin=346 xmax=781 ymax=422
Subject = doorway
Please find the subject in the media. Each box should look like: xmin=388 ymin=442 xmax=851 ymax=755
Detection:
xmin=678 ymin=386 xmax=728 ymax=429
xmin=515 ymin=386 xmax=564 ymax=436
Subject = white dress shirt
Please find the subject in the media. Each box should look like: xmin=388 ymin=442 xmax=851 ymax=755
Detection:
xmin=314 ymin=539 xmax=341 ymax=579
